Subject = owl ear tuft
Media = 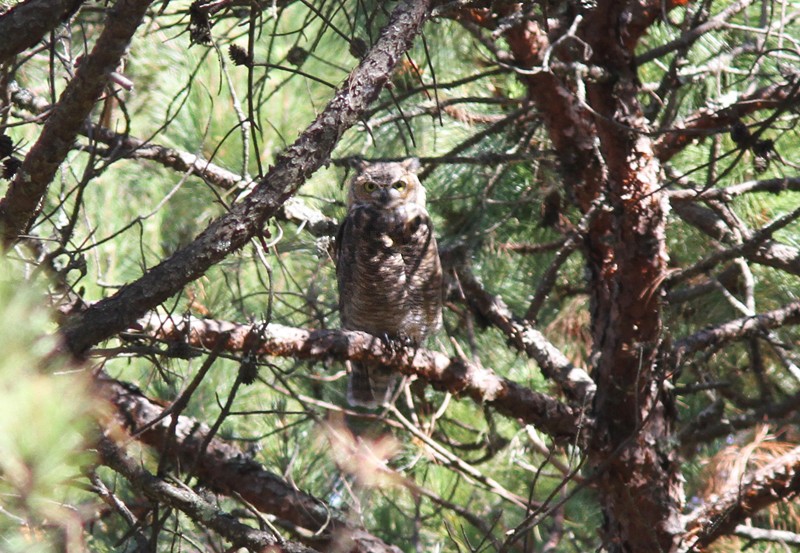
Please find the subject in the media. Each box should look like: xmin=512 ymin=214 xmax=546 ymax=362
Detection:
xmin=401 ymin=157 xmax=421 ymax=173
xmin=348 ymin=157 xmax=369 ymax=173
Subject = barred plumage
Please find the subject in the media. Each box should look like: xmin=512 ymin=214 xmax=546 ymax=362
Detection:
xmin=336 ymin=159 xmax=442 ymax=408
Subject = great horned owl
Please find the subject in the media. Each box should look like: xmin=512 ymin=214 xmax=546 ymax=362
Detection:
xmin=336 ymin=159 xmax=442 ymax=408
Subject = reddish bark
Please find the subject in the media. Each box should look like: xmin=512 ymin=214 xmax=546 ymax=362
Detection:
xmin=462 ymin=3 xmax=683 ymax=550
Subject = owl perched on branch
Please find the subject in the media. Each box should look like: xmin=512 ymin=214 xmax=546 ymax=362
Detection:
xmin=336 ymin=159 xmax=443 ymax=408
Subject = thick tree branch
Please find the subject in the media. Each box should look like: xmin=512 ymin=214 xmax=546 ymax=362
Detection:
xmin=0 ymin=0 xmax=153 ymax=245
xmin=132 ymin=312 xmax=586 ymax=440
xmin=97 ymin=435 xmax=323 ymax=553
xmin=674 ymin=301 xmax=800 ymax=360
xmin=98 ymin=376 xmax=402 ymax=553
xmin=654 ymin=79 xmax=800 ymax=162
xmin=0 ymin=0 xmax=84 ymax=64
xmin=60 ymin=0 xmax=432 ymax=354
xmin=681 ymin=446 xmax=800 ymax=551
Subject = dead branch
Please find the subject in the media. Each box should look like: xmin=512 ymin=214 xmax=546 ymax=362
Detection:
xmin=59 ymin=0 xmax=433 ymax=355
xmin=0 ymin=0 xmax=154 ymax=245
xmin=131 ymin=312 xmax=586 ymax=440
xmin=681 ymin=445 xmax=800 ymax=551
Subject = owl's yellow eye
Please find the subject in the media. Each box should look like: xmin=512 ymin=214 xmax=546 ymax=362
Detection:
xmin=392 ymin=180 xmax=406 ymax=191
xmin=364 ymin=182 xmax=377 ymax=192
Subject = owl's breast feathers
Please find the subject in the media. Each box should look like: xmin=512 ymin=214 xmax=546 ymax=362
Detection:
xmin=336 ymin=202 xmax=442 ymax=345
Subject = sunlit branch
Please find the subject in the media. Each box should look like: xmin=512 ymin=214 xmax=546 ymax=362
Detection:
xmin=453 ymin=263 xmax=596 ymax=404
xmin=97 ymin=435 xmax=323 ymax=553
xmin=98 ymin=375 xmax=403 ymax=553
xmin=129 ymin=312 xmax=587 ymax=440
xmin=673 ymin=301 xmax=800 ymax=360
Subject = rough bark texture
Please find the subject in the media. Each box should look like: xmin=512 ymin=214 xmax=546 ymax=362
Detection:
xmin=468 ymin=1 xmax=684 ymax=550
xmin=135 ymin=312 xmax=584 ymax=440
xmin=454 ymin=262 xmax=596 ymax=403
xmin=97 ymin=435 xmax=323 ymax=553
xmin=0 ymin=0 xmax=153 ymax=244
xmin=0 ymin=0 xmax=85 ymax=64
xmin=99 ymin=376 xmax=403 ymax=553
xmin=60 ymin=0 xmax=432 ymax=355
xmin=578 ymin=3 xmax=681 ymax=549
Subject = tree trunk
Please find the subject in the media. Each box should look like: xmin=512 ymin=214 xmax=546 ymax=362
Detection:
xmin=502 ymin=2 xmax=684 ymax=550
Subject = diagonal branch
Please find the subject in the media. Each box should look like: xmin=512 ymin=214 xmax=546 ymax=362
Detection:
xmin=453 ymin=263 xmax=596 ymax=404
xmin=98 ymin=375 xmax=402 ymax=553
xmin=0 ymin=0 xmax=154 ymax=245
xmin=97 ymin=435 xmax=323 ymax=553
xmin=668 ymin=203 xmax=800 ymax=284
xmin=635 ymin=0 xmax=755 ymax=65
xmin=132 ymin=312 xmax=586 ymax=440
xmin=654 ymin=79 xmax=800 ymax=162
xmin=672 ymin=200 xmax=800 ymax=276
xmin=60 ymin=0 xmax=432 ymax=355
xmin=0 ymin=0 xmax=85 ymax=64
xmin=673 ymin=301 xmax=800 ymax=360
xmin=8 ymin=80 xmax=340 ymax=238
xmin=681 ymin=445 xmax=800 ymax=551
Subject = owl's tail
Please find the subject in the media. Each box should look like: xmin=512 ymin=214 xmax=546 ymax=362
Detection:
xmin=347 ymin=361 xmax=398 ymax=409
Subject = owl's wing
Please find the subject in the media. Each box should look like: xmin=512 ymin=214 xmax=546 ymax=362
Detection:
xmin=335 ymin=212 xmax=356 ymax=325
xmin=398 ymin=208 xmax=443 ymax=337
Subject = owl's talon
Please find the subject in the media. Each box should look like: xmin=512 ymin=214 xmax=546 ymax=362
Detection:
xmin=379 ymin=332 xmax=396 ymax=354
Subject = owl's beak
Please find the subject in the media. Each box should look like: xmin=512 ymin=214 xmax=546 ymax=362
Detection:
xmin=376 ymin=188 xmax=399 ymax=205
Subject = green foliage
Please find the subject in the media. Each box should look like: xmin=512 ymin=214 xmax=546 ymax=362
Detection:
xmin=0 ymin=263 xmax=98 ymax=553
xmin=3 ymin=0 xmax=800 ymax=550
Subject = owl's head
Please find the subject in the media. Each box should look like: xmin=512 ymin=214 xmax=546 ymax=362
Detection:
xmin=347 ymin=158 xmax=425 ymax=209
